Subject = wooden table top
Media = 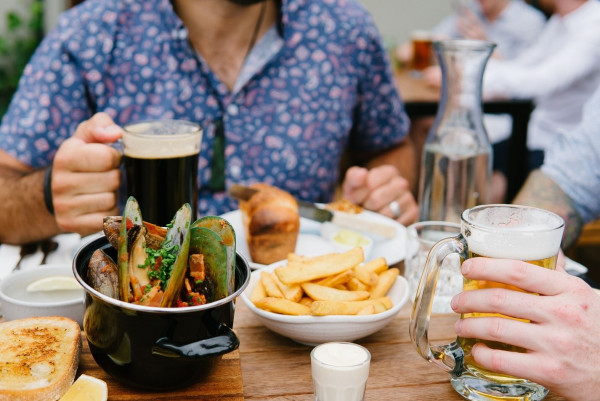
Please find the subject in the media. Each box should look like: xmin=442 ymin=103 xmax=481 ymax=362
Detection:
xmin=235 ymin=300 xmax=567 ymax=401
xmin=0 ymin=284 xmax=567 ymax=400
xmin=79 ymin=345 xmax=244 ymax=400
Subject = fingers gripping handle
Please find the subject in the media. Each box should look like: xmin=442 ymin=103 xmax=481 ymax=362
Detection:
xmin=409 ymin=235 xmax=467 ymax=373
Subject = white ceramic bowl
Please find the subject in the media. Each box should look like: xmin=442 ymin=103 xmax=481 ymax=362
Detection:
xmin=240 ymin=262 xmax=409 ymax=346
xmin=0 ymin=264 xmax=85 ymax=326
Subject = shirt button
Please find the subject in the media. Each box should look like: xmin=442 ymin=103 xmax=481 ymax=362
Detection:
xmin=230 ymin=165 xmax=241 ymax=178
xmin=227 ymin=104 xmax=239 ymax=116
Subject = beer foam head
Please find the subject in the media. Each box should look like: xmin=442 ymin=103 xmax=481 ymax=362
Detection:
xmin=463 ymin=205 xmax=564 ymax=260
xmin=411 ymin=30 xmax=433 ymax=41
xmin=122 ymin=120 xmax=202 ymax=158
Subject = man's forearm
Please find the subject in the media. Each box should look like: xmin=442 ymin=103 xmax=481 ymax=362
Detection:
xmin=0 ymin=167 xmax=62 ymax=244
xmin=513 ymin=169 xmax=582 ymax=250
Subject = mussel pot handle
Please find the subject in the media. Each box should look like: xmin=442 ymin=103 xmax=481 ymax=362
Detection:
xmin=152 ymin=324 xmax=239 ymax=359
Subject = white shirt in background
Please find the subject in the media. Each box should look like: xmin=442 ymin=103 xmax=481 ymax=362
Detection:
xmin=433 ymin=0 xmax=546 ymax=60
xmin=483 ymin=0 xmax=600 ymax=152
xmin=542 ymin=85 xmax=600 ymax=224
xmin=434 ymin=0 xmax=547 ymax=144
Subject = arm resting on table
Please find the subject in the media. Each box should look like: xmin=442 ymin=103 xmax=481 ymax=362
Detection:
xmin=0 ymin=149 xmax=61 ymax=244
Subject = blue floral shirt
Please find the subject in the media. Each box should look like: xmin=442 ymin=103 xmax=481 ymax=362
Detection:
xmin=0 ymin=0 xmax=409 ymax=216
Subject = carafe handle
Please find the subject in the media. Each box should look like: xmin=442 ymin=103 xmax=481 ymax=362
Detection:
xmin=409 ymin=235 xmax=467 ymax=374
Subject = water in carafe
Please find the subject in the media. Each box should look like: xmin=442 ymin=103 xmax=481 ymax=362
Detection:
xmin=418 ymin=40 xmax=496 ymax=223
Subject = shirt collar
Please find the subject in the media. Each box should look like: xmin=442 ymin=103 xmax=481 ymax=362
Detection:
xmin=158 ymin=0 xmax=187 ymax=40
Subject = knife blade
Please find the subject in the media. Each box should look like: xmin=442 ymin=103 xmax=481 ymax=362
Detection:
xmin=228 ymin=185 xmax=398 ymax=239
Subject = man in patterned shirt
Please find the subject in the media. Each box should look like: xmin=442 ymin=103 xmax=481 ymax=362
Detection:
xmin=0 ymin=0 xmax=418 ymax=244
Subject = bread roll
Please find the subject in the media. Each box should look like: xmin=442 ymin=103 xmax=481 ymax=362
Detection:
xmin=0 ymin=316 xmax=81 ymax=401
xmin=239 ymin=183 xmax=300 ymax=265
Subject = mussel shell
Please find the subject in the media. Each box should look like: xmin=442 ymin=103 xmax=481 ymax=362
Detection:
xmin=191 ymin=216 xmax=236 ymax=295
xmin=103 ymin=216 xmax=166 ymax=250
xmin=118 ymin=197 xmax=144 ymax=302
xmin=189 ymin=226 xmax=228 ymax=303
xmin=87 ymin=249 xmax=119 ymax=299
xmin=159 ymin=203 xmax=192 ymax=307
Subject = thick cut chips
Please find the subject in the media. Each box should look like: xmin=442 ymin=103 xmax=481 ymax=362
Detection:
xmin=251 ymin=247 xmax=397 ymax=316
xmin=275 ymin=247 xmax=364 ymax=284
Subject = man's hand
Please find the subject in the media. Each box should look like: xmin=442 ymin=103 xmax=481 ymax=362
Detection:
xmin=457 ymin=8 xmax=488 ymax=41
xmin=52 ymin=113 xmax=122 ymax=236
xmin=341 ymin=165 xmax=418 ymax=226
xmin=422 ymin=65 xmax=442 ymax=89
xmin=452 ymin=257 xmax=600 ymax=400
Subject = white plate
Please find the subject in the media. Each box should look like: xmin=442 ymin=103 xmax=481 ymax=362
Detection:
xmin=240 ymin=261 xmax=409 ymax=345
xmin=220 ymin=209 xmax=407 ymax=270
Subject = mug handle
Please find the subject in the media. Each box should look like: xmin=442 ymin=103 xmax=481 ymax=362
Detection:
xmin=409 ymin=234 xmax=467 ymax=375
xmin=152 ymin=323 xmax=239 ymax=359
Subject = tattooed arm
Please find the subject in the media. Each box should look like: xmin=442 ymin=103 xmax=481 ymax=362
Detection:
xmin=513 ymin=169 xmax=583 ymax=250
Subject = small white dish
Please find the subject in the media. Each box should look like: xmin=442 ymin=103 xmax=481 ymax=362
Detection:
xmin=319 ymin=222 xmax=373 ymax=260
xmin=0 ymin=264 xmax=85 ymax=326
xmin=240 ymin=262 xmax=409 ymax=346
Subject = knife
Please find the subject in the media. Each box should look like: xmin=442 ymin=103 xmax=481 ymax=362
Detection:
xmin=228 ymin=185 xmax=398 ymax=239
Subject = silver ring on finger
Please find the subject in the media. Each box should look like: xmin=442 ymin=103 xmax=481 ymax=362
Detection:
xmin=389 ymin=200 xmax=401 ymax=219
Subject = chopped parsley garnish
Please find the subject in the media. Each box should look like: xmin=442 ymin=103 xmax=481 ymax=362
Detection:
xmin=141 ymin=243 xmax=180 ymax=289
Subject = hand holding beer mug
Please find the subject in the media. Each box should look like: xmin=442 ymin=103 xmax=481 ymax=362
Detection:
xmin=410 ymin=204 xmax=564 ymax=400
xmin=122 ymin=120 xmax=203 ymax=226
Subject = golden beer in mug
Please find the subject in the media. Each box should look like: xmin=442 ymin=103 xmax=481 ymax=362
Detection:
xmin=410 ymin=30 xmax=434 ymax=72
xmin=410 ymin=204 xmax=564 ymax=401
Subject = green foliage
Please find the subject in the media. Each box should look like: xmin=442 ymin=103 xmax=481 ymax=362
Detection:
xmin=0 ymin=0 xmax=44 ymax=117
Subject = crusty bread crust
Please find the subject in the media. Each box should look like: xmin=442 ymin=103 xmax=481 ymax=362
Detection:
xmin=240 ymin=183 xmax=300 ymax=265
xmin=0 ymin=316 xmax=81 ymax=401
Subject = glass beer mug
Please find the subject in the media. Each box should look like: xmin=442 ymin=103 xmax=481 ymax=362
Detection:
xmin=122 ymin=119 xmax=203 ymax=227
xmin=410 ymin=204 xmax=564 ymax=400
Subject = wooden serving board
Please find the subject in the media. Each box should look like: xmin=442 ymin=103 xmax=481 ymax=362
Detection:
xmin=78 ymin=334 xmax=244 ymax=400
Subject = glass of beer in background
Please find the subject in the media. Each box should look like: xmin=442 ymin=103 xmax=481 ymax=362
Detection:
xmin=409 ymin=204 xmax=564 ymax=401
xmin=410 ymin=30 xmax=434 ymax=77
xmin=122 ymin=120 xmax=203 ymax=227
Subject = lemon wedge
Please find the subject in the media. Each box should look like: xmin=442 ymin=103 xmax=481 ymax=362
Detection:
xmin=59 ymin=374 xmax=108 ymax=401
xmin=26 ymin=276 xmax=80 ymax=292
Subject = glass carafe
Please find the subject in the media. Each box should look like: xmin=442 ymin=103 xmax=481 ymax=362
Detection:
xmin=418 ymin=39 xmax=496 ymax=223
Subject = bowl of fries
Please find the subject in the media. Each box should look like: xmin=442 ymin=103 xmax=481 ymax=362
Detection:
xmin=240 ymin=247 xmax=409 ymax=345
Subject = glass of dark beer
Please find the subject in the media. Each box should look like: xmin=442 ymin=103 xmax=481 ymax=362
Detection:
xmin=122 ymin=120 xmax=203 ymax=227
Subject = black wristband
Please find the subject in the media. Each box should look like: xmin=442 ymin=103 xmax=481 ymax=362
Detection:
xmin=43 ymin=165 xmax=54 ymax=215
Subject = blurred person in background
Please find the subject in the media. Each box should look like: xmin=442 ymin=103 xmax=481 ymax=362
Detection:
xmin=0 ymin=0 xmax=418 ymax=245
xmin=398 ymin=0 xmax=546 ymax=62
xmin=451 ymin=84 xmax=600 ymax=401
xmin=425 ymin=0 xmax=600 ymax=203
xmin=399 ymin=0 xmax=546 ymax=203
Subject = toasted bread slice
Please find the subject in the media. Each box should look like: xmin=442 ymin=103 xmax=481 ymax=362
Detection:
xmin=0 ymin=316 xmax=81 ymax=401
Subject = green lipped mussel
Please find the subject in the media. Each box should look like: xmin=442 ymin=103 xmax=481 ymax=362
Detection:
xmin=87 ymin=197 xmax=235 ymax=308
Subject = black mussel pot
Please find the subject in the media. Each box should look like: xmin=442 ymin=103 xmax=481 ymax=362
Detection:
xmin=73 ymin=233 xmax=250 ymax=390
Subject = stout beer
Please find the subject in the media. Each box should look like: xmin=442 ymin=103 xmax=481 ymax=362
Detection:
xmin=122 ymin=120 xmax=203 ymax=227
